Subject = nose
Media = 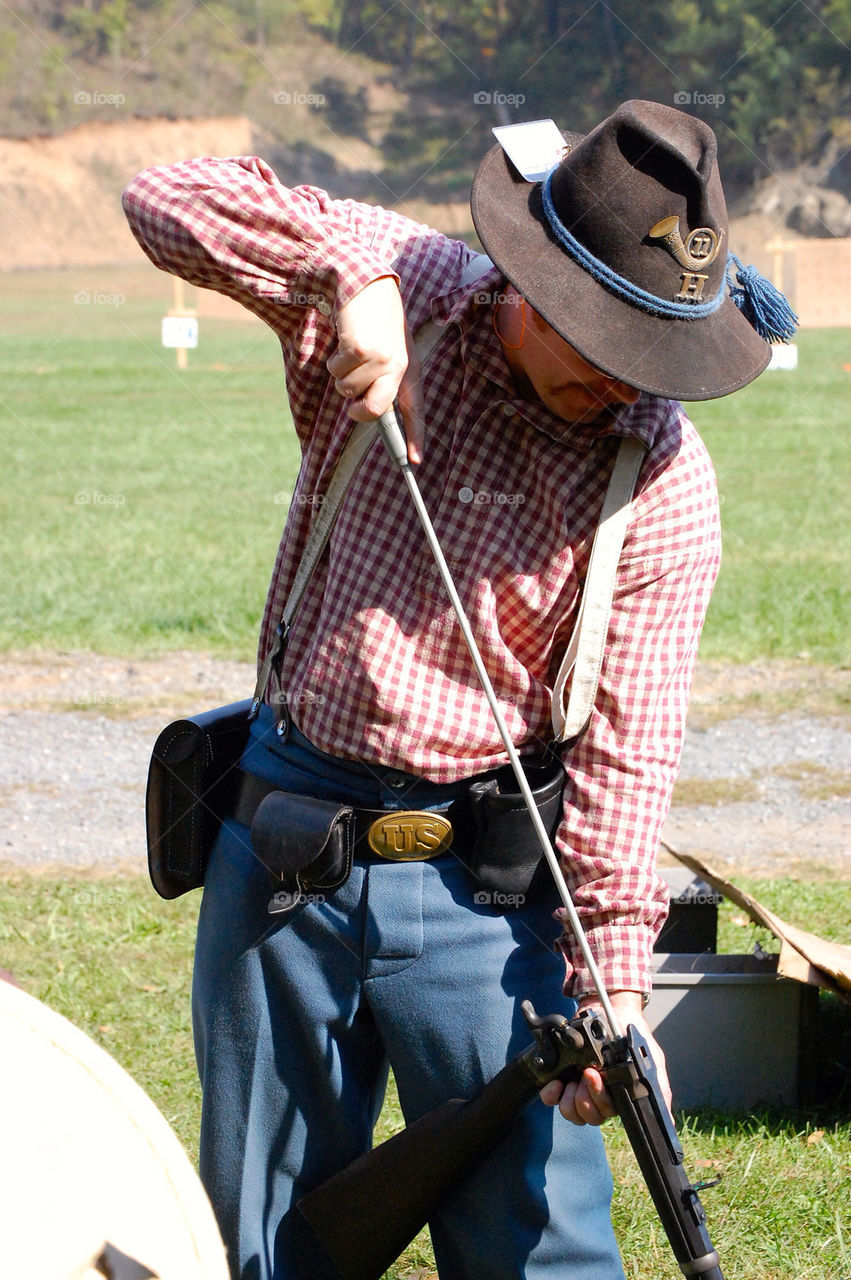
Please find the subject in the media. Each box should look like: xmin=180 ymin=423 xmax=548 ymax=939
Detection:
xmin=594 ymin=373 xmax=640 ymax=405
xmin=609 ymin=380 xmax=641 ymax=404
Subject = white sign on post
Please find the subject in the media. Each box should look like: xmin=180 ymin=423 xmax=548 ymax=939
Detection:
xmin=767 ymin=343 xmax=798 ymax=370
xmin=162 ymin=316 xmax=199 ymax=349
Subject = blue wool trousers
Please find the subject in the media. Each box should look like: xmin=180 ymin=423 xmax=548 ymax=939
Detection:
xmin=192 ymin=708 xmax=624 ymax=1280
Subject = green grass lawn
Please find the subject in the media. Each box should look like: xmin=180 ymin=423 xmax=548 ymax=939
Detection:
xmin=0 ymin=269 xmax=292 ymax=656
xmin=0 ymin=270 xmax=849 ymax=664
xmin=693 ymin=327 xmax=850 ymax=664
xmin=0 ymin=870 xmax=848 ymax=1280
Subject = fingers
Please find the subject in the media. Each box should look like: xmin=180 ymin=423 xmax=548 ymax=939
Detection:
xmin=395 ymin=318 xmax=425 ymax=464
xmin=564 ymin=1069 xmax=618 ymax=1125
xmin=539 ymin=1004 xmax=675 ymax=1130
xmin=325 ymin=346 xmax=401 ymax=419
xmin=539 ymin=1069 xmax=616 ymax=1127
xmin=327 ymin=277 xmax=425 ymax=463
xmin=558 ymin=1069 xmax=617 ymax=1127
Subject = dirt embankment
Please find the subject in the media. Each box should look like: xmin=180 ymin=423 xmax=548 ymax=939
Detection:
xmin=0 ymin=117 xmax=256 ymax=271
xmin=1 ymin=115 xmax=789 ymax=275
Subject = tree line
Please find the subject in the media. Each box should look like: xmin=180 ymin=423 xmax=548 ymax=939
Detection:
xmin=3 ymin=0 xmax=849 ymax=192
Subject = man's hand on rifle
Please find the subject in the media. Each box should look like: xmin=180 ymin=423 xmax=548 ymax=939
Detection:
xmin=327 ymin=276 xmax=426 ymax=464
xmin=539 ymin=990 xmax=673 ymax=1127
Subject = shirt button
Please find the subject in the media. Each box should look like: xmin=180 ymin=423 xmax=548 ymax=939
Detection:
xmin=316 ymin=298 xmax=332 ymax=317
xmin=388 ymin=776 xmax=407 ymax=789
xmin=502 ymin=403 xmax=516 ymax=417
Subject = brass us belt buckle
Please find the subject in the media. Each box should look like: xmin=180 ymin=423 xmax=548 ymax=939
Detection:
xmin=367 ymin=811 xmax=453 ymax=861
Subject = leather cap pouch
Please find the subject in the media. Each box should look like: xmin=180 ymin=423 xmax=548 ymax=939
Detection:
xmin=249 ymin=791 xmax=354 ymax=914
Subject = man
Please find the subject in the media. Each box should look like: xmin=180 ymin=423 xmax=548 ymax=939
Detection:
xmin=123 ymin=100 xmax=789 ymax=1280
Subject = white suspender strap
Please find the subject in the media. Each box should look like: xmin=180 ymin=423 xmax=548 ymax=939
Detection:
xmin=251 ymin=417 xmax=378 ymax=712
xmin=550 ymin=434 xmax=647 ymax=743
xmin=278 ymin=418 xmax=377 ymax=636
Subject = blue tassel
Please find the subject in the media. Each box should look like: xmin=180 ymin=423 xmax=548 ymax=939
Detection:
xmin=727 ymin=254 xmax=798 ymax=344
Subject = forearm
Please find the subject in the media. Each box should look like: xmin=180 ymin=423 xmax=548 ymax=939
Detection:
xmin=555 ymin=759 xmax=678 ymax=1001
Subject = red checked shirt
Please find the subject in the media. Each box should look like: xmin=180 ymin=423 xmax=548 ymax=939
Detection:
xmin=123 ymin=157 xmax=722 ymax=998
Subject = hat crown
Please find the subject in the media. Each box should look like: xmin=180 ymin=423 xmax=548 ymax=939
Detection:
xmin=469 ymin=97 xmax=776 ymax=399
xmin=547 ymin=100 xmax=728 ymax=305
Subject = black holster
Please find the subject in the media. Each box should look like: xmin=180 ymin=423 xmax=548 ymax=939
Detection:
xmin=466 ymin=758 xmax=566 ymax=899
xmin=145 ymin=699 xmax=252 ymax=899
xmin=145 ymin=701 xmax=566 ymax=911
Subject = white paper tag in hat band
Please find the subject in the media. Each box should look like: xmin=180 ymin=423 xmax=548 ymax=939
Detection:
xmin=492 ymin=119 xmax=568 ymax=182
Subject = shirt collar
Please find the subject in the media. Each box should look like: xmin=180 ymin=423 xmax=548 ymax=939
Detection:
xmin=429 ymin=270 xmax=671 ymax=455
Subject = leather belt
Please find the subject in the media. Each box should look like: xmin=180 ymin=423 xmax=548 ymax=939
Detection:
xmin=231 ymin=769 xmax=475 ymax=862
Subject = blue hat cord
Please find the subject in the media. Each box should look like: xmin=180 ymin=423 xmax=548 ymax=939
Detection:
xmin=540 ymin=166 xmax=799 ymax=343
xmin=726 ymin=254 xmax=798 ymax=344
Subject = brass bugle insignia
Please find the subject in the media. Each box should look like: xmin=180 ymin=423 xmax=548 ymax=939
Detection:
xmin=367 ymin=811 xmax=453 ymax=860
xmin=649 ymin=215 xmax=724 ymax=272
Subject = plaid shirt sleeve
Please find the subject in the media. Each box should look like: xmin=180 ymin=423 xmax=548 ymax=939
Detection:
xmin=556 ymin=411 xmax=721 ymax=998
xmin=121 ymin=155 xmax=439 ymax=335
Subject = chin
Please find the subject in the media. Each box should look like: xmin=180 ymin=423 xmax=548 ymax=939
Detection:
xmin=551 ymin=400 xmax=619 ymax=426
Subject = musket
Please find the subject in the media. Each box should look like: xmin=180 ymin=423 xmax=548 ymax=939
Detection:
xmin=295 ymin=410 xmax=725 ymax=1280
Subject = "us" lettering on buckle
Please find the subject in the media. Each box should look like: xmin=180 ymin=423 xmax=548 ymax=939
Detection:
xmin=367 ymin=811 xmax=453 ymax=860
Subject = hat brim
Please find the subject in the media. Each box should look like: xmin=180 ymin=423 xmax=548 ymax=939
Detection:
xmin=470 ymin=140 xmax=770 ymax=401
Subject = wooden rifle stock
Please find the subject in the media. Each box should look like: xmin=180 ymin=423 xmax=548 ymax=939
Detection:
xmin=296 ymin=1005 xmax=724 ymax=1280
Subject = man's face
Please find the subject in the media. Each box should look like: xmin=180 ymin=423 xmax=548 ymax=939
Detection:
xmin=498 ymin=294 xmax=641 ymax=424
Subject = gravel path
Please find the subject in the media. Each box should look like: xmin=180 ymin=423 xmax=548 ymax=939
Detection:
xmin=0 ymin=652 xmax=255 ymax=873
xmin=1 ymin=653 xmax=848 ymax=877
xmin=663 ymin=713 xmax=850 ymax=875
